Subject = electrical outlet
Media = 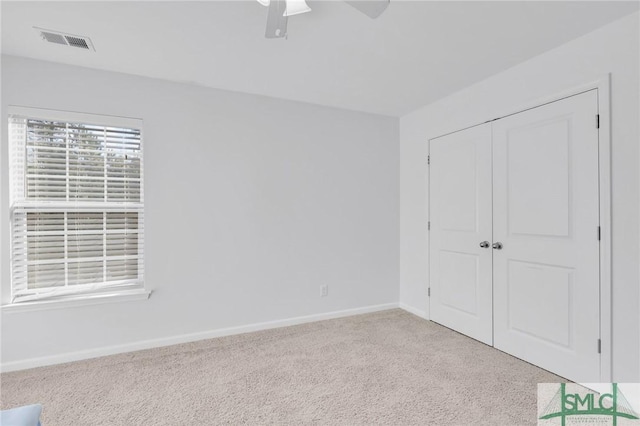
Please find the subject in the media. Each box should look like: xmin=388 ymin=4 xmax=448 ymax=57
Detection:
xmin=320 ymin=285 xmax=328 ymax=297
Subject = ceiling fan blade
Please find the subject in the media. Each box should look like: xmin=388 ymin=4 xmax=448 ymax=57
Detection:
xmin=345 ymin=0 xmax=389 ymax=19
xmin=265 ymin=0 xmax=288 ymax=38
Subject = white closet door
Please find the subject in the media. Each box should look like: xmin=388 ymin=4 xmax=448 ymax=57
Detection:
xmin=492 ymin=90 xmax=600 ymax=382
xmin=429 ymin=123 xmax=493 ymax=345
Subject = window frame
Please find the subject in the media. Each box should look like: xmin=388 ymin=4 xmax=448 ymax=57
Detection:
xmin=5 ymin=106 xmax=149 ymax=309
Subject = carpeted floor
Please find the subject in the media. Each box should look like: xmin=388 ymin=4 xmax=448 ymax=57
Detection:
xmin=1 ymin=309 xmax=563 ymax=425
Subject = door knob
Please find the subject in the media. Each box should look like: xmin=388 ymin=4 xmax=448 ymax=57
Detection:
xmin=479 ymin=241 xmax=490 ymax=248
xmin=492 ymin=242 xmax=503 ymax=250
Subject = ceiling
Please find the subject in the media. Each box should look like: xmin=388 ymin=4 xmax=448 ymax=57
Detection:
xmin=1 ymin=1 xmax=638 ymax=116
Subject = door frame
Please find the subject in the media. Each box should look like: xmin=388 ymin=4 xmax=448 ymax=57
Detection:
xmin=427 ymin=75 xmax=612 ymax=382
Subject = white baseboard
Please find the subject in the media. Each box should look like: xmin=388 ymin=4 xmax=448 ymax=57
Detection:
xmin=1 ymin=303 xmax=398 ymax=372
xmin=399 ymin=302 xmax=429 ymax=320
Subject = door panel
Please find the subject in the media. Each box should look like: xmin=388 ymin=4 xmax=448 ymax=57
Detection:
xmin=439 ymin=250 xmax=479 ymax=316
xmin=506 ymin=118 xmax=571 ymax=237
xmin=492 ymin=90 xmax=600 ymax=382
xmin=429 ymin=123 xmax=493 ymax=345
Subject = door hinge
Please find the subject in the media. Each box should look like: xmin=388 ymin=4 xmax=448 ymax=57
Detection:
xmin=597 ymin=339 xmax=601 ymax=354
xmin=428 ymin=287 xmax=431 ymax=297
xmin=427 ymin=155 xmax=430 ymax=165
xmin=597 ymin=226 xmax=601 ymax=241
xmin=596 ymin=114 xmax=600 ymax=129
xmin=428 ymin=221 xmax=431 ymax=231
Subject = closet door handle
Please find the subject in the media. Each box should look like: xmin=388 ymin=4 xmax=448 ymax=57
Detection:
xmin=492 ymin=242 xmax=503 ymax=250
xmin=479 ymin=241 xmax=490 ymax=248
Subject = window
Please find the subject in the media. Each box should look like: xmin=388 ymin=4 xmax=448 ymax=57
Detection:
xmin=8 ymin=107 xmax=145 ymax=304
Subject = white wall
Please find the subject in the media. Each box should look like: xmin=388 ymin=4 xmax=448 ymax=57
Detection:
xmin=400 ymin=12 xmax=640 ymax=382
xmin=0 ymin=55 xmax=399 ymax=367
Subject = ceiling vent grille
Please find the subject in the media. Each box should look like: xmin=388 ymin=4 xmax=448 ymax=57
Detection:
xmin=35 ymin=27 xmax=95 ymax=51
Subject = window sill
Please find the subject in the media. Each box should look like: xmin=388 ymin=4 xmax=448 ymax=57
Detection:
xmin=1 ymin=289 xmax=152 ymax=313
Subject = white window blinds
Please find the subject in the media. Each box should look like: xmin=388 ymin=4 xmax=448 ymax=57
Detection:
xmin=9 ymin=108 xmax=144 ymax=303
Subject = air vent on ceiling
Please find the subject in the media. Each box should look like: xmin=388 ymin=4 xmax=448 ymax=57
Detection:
xmin=35 ymin=27 xmax=95 ymax=51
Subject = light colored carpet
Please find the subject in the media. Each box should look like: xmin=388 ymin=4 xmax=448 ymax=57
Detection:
xmin=1 ymin=309 xmax=563 ymax=425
